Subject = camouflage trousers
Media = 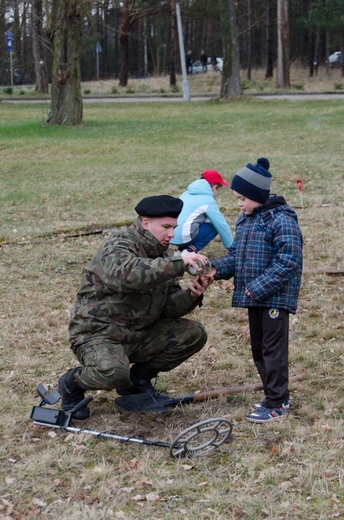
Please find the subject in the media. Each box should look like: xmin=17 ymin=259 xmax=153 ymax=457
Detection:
xmin=72 ymin=318 xmax=207 ymax=391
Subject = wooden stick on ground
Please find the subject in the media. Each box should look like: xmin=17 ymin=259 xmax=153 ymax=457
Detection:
xmin=191 ymin=374 xmax=306 ymax=402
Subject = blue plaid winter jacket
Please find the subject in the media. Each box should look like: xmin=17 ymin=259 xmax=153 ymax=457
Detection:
xmin=212 ymin=195 xmax=303 ymax=314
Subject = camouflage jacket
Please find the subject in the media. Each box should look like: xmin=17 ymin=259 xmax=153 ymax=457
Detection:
xmin=69 ymin=218 xmax=202 ymax=346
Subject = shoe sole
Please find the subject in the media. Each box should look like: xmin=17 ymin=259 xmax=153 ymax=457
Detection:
xmin=246 ymin=414 xmax=285 ymax=424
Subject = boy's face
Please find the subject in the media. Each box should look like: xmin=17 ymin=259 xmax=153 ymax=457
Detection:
xmin=232 ymin=190 xmax=261 ymax=215
xmin=141 ymin=216 xmax=177 ymax=246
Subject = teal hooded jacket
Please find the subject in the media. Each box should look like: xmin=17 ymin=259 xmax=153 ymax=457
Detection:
xmin=171 ymin=179 xmax=233 ymax=249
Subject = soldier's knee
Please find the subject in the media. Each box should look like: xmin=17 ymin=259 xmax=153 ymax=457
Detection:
xmin=193 ymin=320 xmax=207 ymax=339
xmin=186 ymin=321 xmax=207 ymax=351
xmin=99 ymin=366 xmax=132 ymax=391
xmin=198 ymin=323 xmax=208 ymax=343
xmin=77 ymin=342 xmax=132 ymax=391
xmin=196 ymin=324 xmax=207 ymax=351
xmin=83 ymin=365 xmax=131 ymax=392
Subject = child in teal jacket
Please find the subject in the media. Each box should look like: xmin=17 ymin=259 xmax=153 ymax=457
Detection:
xmin=171 ymin=170 xmax=233 ymax=254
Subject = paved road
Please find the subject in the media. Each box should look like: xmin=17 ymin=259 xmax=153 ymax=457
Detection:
xmin=255 ymin=93 xmax=344 ymax=101
xmin=1 ymin=93 xmax=344 ymax=103
xmin=86 ymin=94 xmax=344 ymax=102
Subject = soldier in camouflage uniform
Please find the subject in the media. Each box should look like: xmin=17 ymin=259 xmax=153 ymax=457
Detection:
xmin=59 ymin=195 xmax=213 ymax=419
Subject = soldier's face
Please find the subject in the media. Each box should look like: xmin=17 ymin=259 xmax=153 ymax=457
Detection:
xmin=142 ymin=216 xmax=178 ymax=246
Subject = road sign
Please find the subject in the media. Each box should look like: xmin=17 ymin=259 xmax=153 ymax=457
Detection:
xmin=96 ymin=41 xmax=102 ymax=53
xmin=7 ymin=33 xmax=12 ymax=51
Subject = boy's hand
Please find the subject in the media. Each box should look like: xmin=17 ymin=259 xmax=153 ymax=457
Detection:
xmin=245 ymin=288 xmax=253 ymax=298
xmin=206 ymin=266 xmax=217 ymax=278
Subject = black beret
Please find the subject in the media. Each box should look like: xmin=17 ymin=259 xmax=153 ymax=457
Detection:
xmin=135 ymin=195 xmax=183 ymax=218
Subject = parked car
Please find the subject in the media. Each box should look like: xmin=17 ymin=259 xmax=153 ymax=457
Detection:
xmin=192 ymin=57 xmax=223 ymax=74
xmin=328 ymin=51 xmax=342 ymax=66
xmin=14 ymin=68 xmax=30 ymax=85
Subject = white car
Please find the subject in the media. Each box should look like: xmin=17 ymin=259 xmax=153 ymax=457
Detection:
xmin=192 ymin=57 xmax=223 ymax=74
xmin=328 ymin=51 xmax=342 ymax=65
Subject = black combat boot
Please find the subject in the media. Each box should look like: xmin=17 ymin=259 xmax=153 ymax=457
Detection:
xmin=58 ymin=367 xmax=90 ymax=420
xmin=116 ymin=363 xmax=169 ymax=400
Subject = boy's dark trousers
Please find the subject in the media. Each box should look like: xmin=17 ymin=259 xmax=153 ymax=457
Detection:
xmin=248 ymin=307 xmax=289 ymax=409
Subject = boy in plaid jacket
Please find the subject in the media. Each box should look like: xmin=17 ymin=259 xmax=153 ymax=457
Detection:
xmin=210 ymin=158 xmax=303 ymax=423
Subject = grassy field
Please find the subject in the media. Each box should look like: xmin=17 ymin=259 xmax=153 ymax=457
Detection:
xmin=0 ymin=82 xmax=343 ymax=519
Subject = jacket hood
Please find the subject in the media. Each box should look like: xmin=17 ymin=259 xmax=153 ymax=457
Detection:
xmin=238 ymin=195 xmax=299 ymax=225
xmin=258 ymin=194 xmax=299 ymax=224
xmin=263 ymin=194 xmax=287 ymax=211
xmin=187 ymin=178 xmax=213 ymax=196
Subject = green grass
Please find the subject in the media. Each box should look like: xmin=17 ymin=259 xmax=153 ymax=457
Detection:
xmin=0 ymin=96 xmax=343 ymax=519
xmin=1 ymin=98 xmax=343 ymax=240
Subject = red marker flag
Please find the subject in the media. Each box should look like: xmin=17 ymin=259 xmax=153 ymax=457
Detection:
xmin=296 ymin=179 xmax=304 ymax=208
xmin=296 ymin=179 xmax=303 ymax=191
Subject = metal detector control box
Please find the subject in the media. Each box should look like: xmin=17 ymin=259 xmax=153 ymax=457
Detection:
xmin=30 ymin=406 xmax=66 ymax=426
xmin=30 ymin=384 xmax=93 ymax=429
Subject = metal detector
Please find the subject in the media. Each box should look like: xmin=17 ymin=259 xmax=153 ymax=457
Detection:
xmin=30 ymin=385 xmax=233 ymax=458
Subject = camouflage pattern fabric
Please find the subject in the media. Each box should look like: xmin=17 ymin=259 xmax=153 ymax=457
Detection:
xmin=73 ymin=318 xmax=207 ymax=391
xmin=69 ymin=218 xmax=207 ymax=391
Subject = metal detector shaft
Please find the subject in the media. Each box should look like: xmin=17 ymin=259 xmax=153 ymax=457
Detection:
xmin=32 ymin=421 xmax=172 ymax=448
xmin=32 ymin=417 xmax=233 ymax=457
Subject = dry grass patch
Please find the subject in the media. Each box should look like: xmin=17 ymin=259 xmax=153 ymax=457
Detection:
xmin=2 ymin=64 xmax=343 ymax=100
xmin=80 ymin=64 xmax=344 ymax=97
xmin=1 ymin=212 xmax=343 ymax=519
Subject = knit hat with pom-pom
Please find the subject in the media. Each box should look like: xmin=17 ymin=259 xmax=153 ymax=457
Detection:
xmin=230 ymin=157 xmax=272 ymax=203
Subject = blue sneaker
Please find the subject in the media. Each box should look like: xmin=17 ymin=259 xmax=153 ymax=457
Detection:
xmin=246 ymin=406 xmax=285 ymax=423
xmin=253 ymin=399 xmax=290 ymax=410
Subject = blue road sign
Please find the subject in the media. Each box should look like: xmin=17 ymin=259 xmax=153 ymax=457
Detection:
xmin=7 ymin=33 xmax=12 ymax=51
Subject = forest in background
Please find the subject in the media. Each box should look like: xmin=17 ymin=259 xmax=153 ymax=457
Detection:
xmin=1 ymin=0 xmax=343 ymax=88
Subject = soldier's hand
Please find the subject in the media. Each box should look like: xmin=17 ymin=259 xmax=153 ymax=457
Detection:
xmin=188 ymin=274 xmax=213 ymax=298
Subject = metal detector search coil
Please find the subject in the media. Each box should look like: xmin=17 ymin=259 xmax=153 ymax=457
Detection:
xmin=169 ymin=417 xmax=233 ymax=457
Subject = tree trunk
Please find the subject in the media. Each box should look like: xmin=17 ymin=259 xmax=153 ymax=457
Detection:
xmin=247 ymin=0 xmax=251 ymax=80
xmin=103 ymin=0 xmax=110 ymax=78
xmin=314 ymin=30 xmax=320 ymax=76
xmin=137 ymin=16 xmax=144 ymax=76
xmin=169 ymin=0 xmax=177 ymax=87
xmin=0 ymin=0 xmax=7 ymax=85
xmin=265 ymin=2 xmax=274 ymax=78
xmin=309 ymin=29 xmax=315 ymax=77
xmin=32 ymin=0 xmax=49 ymax=93
xmin=47 ymin=0 xmax=83 ymax=125
xmin=276 ymin=0 xmax=290 ymax=89
xmin=13 ymin=1 xmax=20 ymax=68
xmin=119 ymin=1 xmax=130 ymax=87
xmin=220 ymin=0 xmax=242 ymax=99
